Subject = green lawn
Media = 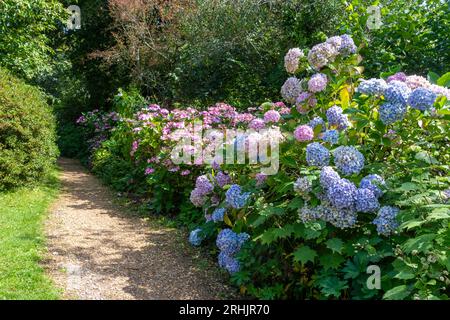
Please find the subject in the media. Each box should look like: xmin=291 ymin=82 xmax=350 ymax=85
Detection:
xmin=0 ymin=169 xmax=60 ymax=300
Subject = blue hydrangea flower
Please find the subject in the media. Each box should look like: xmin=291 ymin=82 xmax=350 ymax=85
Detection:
xmin=309 ymin=116 xmax=326 ymax=132
xmin=384 ymin=80 xmax=411 ymax=106
xmin=299 ymin=206 xmax=322 ymax=223
xmin=294 ymin=176 xmax=312 ymax=194
xmin=360 ymin=174 xmax=385 ymax=198
xmin=355 ymin=188 xmax=380 ymax=213
xmin=326 ymin=105 xmax=343 ymax=126
xmin=321 ymin=205 xmax=358 ymax=229
xmin=319 ymin=166 xmax=340 ymax=190
xmin=218 ymin=252 xmax=240 ymax=274
xmin=306 ymin=142 xmax=330 ymax=167
xmin=333 ymin=146 xmax=365 ymax=176
xmin=216 ymin=229 xmax=241 ymax=255
xmin=337 ymin=114 xmax=350 ymax=130
xmin=189 ymin=228 xmax=204 ymax=246
xmin=237 ymin=232 xmax=250 ymax=245
xmin=212 ymin=207 xmax=226 ymax=222
xmin=357 ymin=78 xmax=388 ymax=96
xmin=326 ymin=178 xmax=357 ymax=209
xmin=408 ymin=87 xmax=437 ymax=111
xmin=225 ymin=184 xmax=251 ymax=209
xmin=322 ymin=130 xmax=339 ymax=144
xmin=379 ymin=102 xmax=407 ymax=125
xmin=373 ymin=206 xmax=399 ymax=236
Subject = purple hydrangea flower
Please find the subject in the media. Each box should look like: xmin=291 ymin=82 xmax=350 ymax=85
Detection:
xmin=255 ymin=173 xmax=267 ymax=186
xmin=190 ymin=188 xmax=207 ymax=207
xmin=281 ymin=77 xmax=302 ymax=104
xmin=263 ymin=110 xmax=281 ymax=123
xmin=385 ymin=81 xmax=411 ymax=106
xmin=294 ymin=125 xmax=314 ymax=141
xmin=333 ymin=146 xmax=365 ymax=176
xmin=321 ymin=205 xmax=358 ymax=229
xmin=284 ymin=48 xmax=304 ymax=74
xmin=306 ymin=142 xmax=330 ymax=167
xmin=338 ymin=34 xmax=357 ymax=56
xmin=326 ymin=105 xmax=343 ymax=126
xmin=216 ymin=171 xmax=231 ymax=188
xmin=308 ymin=42 xmax=338 ymax=70
xmin=249 ymin=118 xmax=265 ymax=130
xmin=308 ymin=73 xmax=328 ymax=93
xmin=195 ymin=175 xmax=214 ymax=195
xmin=387 ymin=72 xmax=407 ymax=83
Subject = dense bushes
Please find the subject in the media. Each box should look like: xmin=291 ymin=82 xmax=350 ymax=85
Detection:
xmin=77 ymin=34 xmax=450 ymax=299
xmin=0 ymin=69 xmax=58 ymax=190
xmin=341 ymin=0 xmax=450 ymax=77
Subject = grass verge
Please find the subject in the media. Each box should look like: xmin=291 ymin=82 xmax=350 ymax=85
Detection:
xmin=0 ymin=168 xmax=60 ymax=300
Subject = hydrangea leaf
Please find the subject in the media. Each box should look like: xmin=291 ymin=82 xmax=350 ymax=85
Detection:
xmin=383 ymin=285 xmax=412 ymax=300
xmin=402 ymin=234 xmax=436 ymax=254
xmin=325 ymin=238 xmax=344 ymax=254
xmin=293 ymin=246 xmax=317 ymax=264
xmin=317 ymin=276 xmax=348 ymax=298
xmin=319 ymin=253 xmax=345 ymax=270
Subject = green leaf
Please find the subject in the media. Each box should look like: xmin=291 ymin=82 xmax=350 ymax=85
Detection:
xmin=325 ymin=238 xmax=344 ymax=254
xmin=426 ymin=208 xmax=450 ymax=221
xmin=400 ymin=219 xmax=425 ymax=230
xmin=437 ymin=72 xmax=450 ymax=87
xmin=317 ymin=276 xmax=348 ymax=298
xmin=427 ymin=71 xmax=440 ymax=84
xmin=415 ymin=151 xmax=438 ymax=164
xmin=319 ymin=253 xmax=345 ymax=270
xmin=383 ymin=285 xmax=411 ymax=300
xmin=402 ymin=234 xmax=436 ymax=253
xmin=293 ymin=246 xmax=317 ymax=264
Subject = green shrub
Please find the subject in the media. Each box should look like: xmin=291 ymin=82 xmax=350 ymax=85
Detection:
xmin=0 ymin=69 xmax=58 ymax=190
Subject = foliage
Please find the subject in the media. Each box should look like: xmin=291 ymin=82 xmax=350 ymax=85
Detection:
xmin=77 ymin=34 xmax=449 ymax=299
xmin=340 ymin=0 xmax=450 ymax=77
xmin=0 ymin=0 xmax=67 ymax=80
xmin=0 ymin=69 xmax=59 ymax=190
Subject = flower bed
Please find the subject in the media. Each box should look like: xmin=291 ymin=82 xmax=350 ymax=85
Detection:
xmin=78 ymin=35 xmax=450 ymax=300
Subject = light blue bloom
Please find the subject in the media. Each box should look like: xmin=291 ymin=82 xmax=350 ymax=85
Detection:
xmin=306 ymin=142 xmax=330 ymax=167
xmin=373 ymin=206 xmax=399 ymax=236
xmin=360 ymin=174 xmax=385 ymax=198
xmin=189 ymin=228 xmax=204 ymax=246
xmin=225 ymin=184 xmax=251 ymax=209
xmin=355 ymin=188 xmax=380 ymax=213
xmin=212 ymin=207 xmax=226 ymax=222
xmin=322 ymin=130 xmax=339 ymax=144
xmin=408 ymin=87 xmax=437 ymax=111
xmin=333 ymin=146 xmax=365 ymax=176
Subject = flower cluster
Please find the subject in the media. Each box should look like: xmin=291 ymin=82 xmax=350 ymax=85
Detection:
xmin=281 ymin=77 xmax=302 ymax=104
xmin=284 ymin=48 xmax=304 ymax=74
xmin=211 ymin=207 xmax=226 ymax=222
xmin=333 ymin=146 xmax=365 ymax=176
xmin=373 ymin=206 xmax=399 ymax=236
xmin=216 ymin=229 xmax=250 ymax=274
xmin=308 ymin=73 xmax=328 ymax=93
xmin=190 ymin=175 xmax=214 ymax=207
xmin=189 ymin=228 xmax=204 ymax=246
xmin=294 ymin=125 xmax=314 ymax=141
xmin=326 ymin=106 xmax=350 ymax=130
xmin=306 ymin=142 xmax=330 ymax=167
xmin=225 ymin=184 xmax=251 ymax=209
xmin=294 ymin=176 xmax=312 ymax=194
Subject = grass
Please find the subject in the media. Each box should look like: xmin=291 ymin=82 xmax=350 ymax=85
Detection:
xmin=0 ymin=169 xmax=60 ymax=300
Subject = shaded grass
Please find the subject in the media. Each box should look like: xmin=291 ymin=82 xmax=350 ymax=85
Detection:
xmin=0 ymin=168 xmax=60 ymax=300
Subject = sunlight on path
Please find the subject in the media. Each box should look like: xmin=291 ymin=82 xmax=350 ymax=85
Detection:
xmin=45 ymin=158 xmax=231 ymax=300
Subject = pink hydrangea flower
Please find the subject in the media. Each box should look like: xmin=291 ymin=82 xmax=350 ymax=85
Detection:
xmin=263 ymin=110 xmax=281 ymax=123
xmin=294 ymin=125 xmax=314 ymax=141
xmin=144 ymin=167 xmax=155 ymax=175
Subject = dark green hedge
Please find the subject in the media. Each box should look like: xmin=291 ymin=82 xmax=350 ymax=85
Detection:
xmin=0 ymin=69 xmax=58 ymax=190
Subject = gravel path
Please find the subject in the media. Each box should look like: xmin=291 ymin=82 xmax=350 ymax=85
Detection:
xmin=45 ymin=158 xmax=233 ymax=300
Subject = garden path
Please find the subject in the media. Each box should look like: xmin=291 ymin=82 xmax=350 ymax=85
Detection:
xmin=44 ymin=158 xmax=232 ymax=300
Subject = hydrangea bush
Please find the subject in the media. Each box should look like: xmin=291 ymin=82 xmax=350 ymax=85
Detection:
xmin=78 ymin=35 xmax=450 ymax=300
